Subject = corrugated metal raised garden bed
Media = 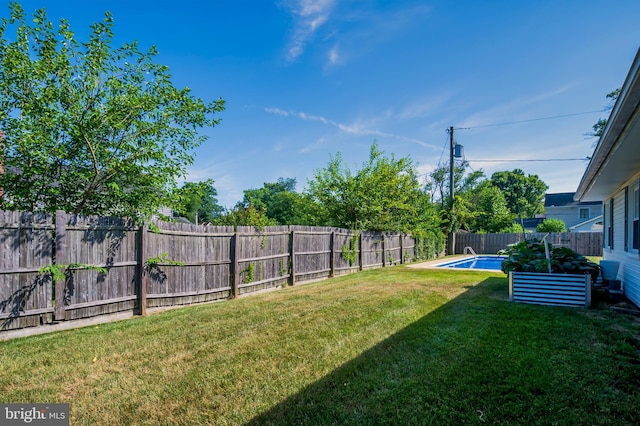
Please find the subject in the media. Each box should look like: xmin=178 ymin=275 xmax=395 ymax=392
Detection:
xmin=509 ymin=271 xmax=591 ymax=308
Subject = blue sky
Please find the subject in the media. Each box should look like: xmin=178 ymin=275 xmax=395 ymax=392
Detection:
xmin=15 ymin=0 xmax=640 ymax=207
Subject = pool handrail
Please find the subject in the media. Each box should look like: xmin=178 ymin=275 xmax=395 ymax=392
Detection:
xmin=463 ymin=246 xmax=477 ymax=259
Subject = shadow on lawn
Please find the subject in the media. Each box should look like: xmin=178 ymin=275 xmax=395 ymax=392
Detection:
xmin=246 ymin=275 xmax=640 ymax=425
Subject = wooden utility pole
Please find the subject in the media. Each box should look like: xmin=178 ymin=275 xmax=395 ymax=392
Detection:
xmin=447 ymin=126 xmax=455 ymax=255
xmin=448 ymin=126 xmax=454 ymax=206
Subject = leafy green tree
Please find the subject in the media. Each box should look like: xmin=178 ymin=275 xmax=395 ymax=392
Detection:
xmin=426 ymin=162 xmax=484 ymax=209
xmin=471 ymin=183 xmax=514 ymax=233
xmin=427 ymin=164 xmax=547 ymax=233
xmin=536 ymin=218 xmax=567 ymax=232
xmin=239 ymin=178 xmax=328 ymax=226
xmin=307 ymin=142 xmax=424 ymax=232
xmin=174 ymin=179 xmax=224 ymax=224
xmin=589 ymin=88 xmax=621 ymax=138
xmin=426 ymin=164 xmax=450 ymax=208
xmin=490 ymin=169 xmax=548 ymax=218
xmin=412 ymin=190 xmax=445 ymax=258
xmin=242 ymin=178 xmax=296 ymax=224
xmin=211 ymin=205 xmax=277 ymax=228
xmin=242 ymin=178 xmax=296 ymax=211
xmin=0 ymin=3 xmax=224 ymax=219
xmin=499 ymin=222 xmax=527 ymax=234
xmin=268 ymin=191 xmax=329 ymax=226
xmin=426 ymin=161 xmax=487 ymax=235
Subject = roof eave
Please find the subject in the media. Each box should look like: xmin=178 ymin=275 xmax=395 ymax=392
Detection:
xmin=575 ymin=48 xmax=640 ymax=202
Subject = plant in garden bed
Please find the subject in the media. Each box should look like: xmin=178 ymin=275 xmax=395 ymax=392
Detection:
xmin=499 ymin=239 xmax=600 ymax=281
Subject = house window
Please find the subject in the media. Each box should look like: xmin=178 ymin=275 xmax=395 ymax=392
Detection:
xmin=579 ymin=207 xmax=590 ymax=219
xmin=634 ymin=187 xmax=639 ymax=250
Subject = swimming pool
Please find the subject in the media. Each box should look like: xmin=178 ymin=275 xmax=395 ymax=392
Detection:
xmin=436 ymin=255 xmax=506 ymax=271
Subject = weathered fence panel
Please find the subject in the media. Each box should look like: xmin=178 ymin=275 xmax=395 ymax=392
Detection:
xmin=384 ymin=234 xmax=403 ymax=266
xmin=0 ymin=211 xmax=54 ymax=330
xmin=290 ymin=226 xmax=335 ymax=283
xmin=236 ymin=226 xmax=289 ymax=295
xmin=333 ymin=230 xmax=361 ymax=276
xmin=361 ymin=232 xmax=383 ymax=270
xmin=59 ymin=213 xmax=139 ymax=320
xmin=401 ymin=234 xmax=416 ymax=263
xmin=145 ymin=222 xmax=234 ymax=308
xmin=455 ymin=232 xmax=603 ymax=256
xmin=1 ymin=209 xmax=418 ymax=333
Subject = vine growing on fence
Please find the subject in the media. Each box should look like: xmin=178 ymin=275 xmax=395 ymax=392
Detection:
xmin=144 ymin=253 xmax=185 ymax=268
xmin=39 ymin=263 xmax=109 ymax=283
xmin=244 ymin=263 xmax=255 ymax=284
xmin=341 ymin=232 xmax=359 ymax=266
xmin=279 ymin=259 xmax=289 ymax=277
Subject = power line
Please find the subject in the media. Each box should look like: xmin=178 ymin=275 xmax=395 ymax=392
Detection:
xmin=469 ymin=158 xmax=589 ymax=162
xmin=455 ymin=110 xmax=605 ymax=130
xmin=436 ymin=132 xmax=450 ymax=168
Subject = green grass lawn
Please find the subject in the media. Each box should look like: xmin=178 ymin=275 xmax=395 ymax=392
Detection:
xmin=1 ymin=267 xmax=639 ymax=425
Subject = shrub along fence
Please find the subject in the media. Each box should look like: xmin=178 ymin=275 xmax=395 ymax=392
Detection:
xmin=455 ymin=232 xmax=603 ymax=257
xmin=0 ymin=210 xmax=416 ymax=332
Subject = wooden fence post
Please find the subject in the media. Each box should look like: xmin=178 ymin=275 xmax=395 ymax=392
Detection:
xmin=54 ymin=210 xmax=67 ymax=321
xmin=359 ymin=232 xmax=364 ymax=271
xmin=232 ymin=233 xmax=239 ymax=298
xmin=399 ymin=234 xmax=404 ymax=264
xmin=381 ymin=234 xmax=386 ymax=267
xmin=289 ymin=231 xmax=296 ymax=286
xmin=137 ymin=224 xmax=148 ymax=316
xmin=329 ymin=231 xmax=335 ymax=277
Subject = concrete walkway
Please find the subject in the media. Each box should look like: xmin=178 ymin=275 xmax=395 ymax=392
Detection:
xmin=405 ymin=255 xmax=471 ymax=269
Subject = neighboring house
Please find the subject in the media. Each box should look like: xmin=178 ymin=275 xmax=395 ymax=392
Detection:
xmin=575 ymin=48 xmax=640 ymax=308
xmin=544 ymin=192 xmax=603 ymax=231
xmin=569 ymin=215 xmax=603 ymax=233
xmin=515 ymin=217 xmax=545 ymax=232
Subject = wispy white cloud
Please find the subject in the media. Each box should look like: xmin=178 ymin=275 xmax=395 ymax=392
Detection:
xmin=327 ymin=46 xmax=341 ymax=65
xmin=397 ymin=93 xmax=454 ymax=120
xmin=300 ymin=137 xmax=328 ymax=153
xmin=280 ymin=0 xmax=336 ymax=62
xmin=265 ymin=106 xmax=441 ymax=150
xmin=280 ymin=2 xmax=432 ymax=67
xmin=264 ymin=107 xmax=291 ymax=117
xmin=320 ymin=4 xmax=432 ymax=68
xmin=459 ymin=83 xmax=578 ymax=128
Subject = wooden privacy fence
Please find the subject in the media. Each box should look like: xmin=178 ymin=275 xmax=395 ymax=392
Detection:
xmin=455 ymin=232 xmax=603 ymax=256
xmin=0 ymin=211 xmax=416 ymax=331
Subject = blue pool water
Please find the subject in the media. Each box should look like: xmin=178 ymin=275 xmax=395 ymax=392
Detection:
xmin=437 ymin=255 xmax=506 ymax=271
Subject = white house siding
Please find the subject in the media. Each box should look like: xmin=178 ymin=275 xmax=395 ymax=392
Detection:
xmin=603 ymin=250 xmax=640 ymax=307
xmin=613 ymin=189 xmax=626 ymax=250
xmin=603 ymin=173 xmax=640 ymax=308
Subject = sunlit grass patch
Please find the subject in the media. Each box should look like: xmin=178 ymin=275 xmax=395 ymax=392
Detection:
xmin=1 ymin=266 xmax=639 ymax=425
